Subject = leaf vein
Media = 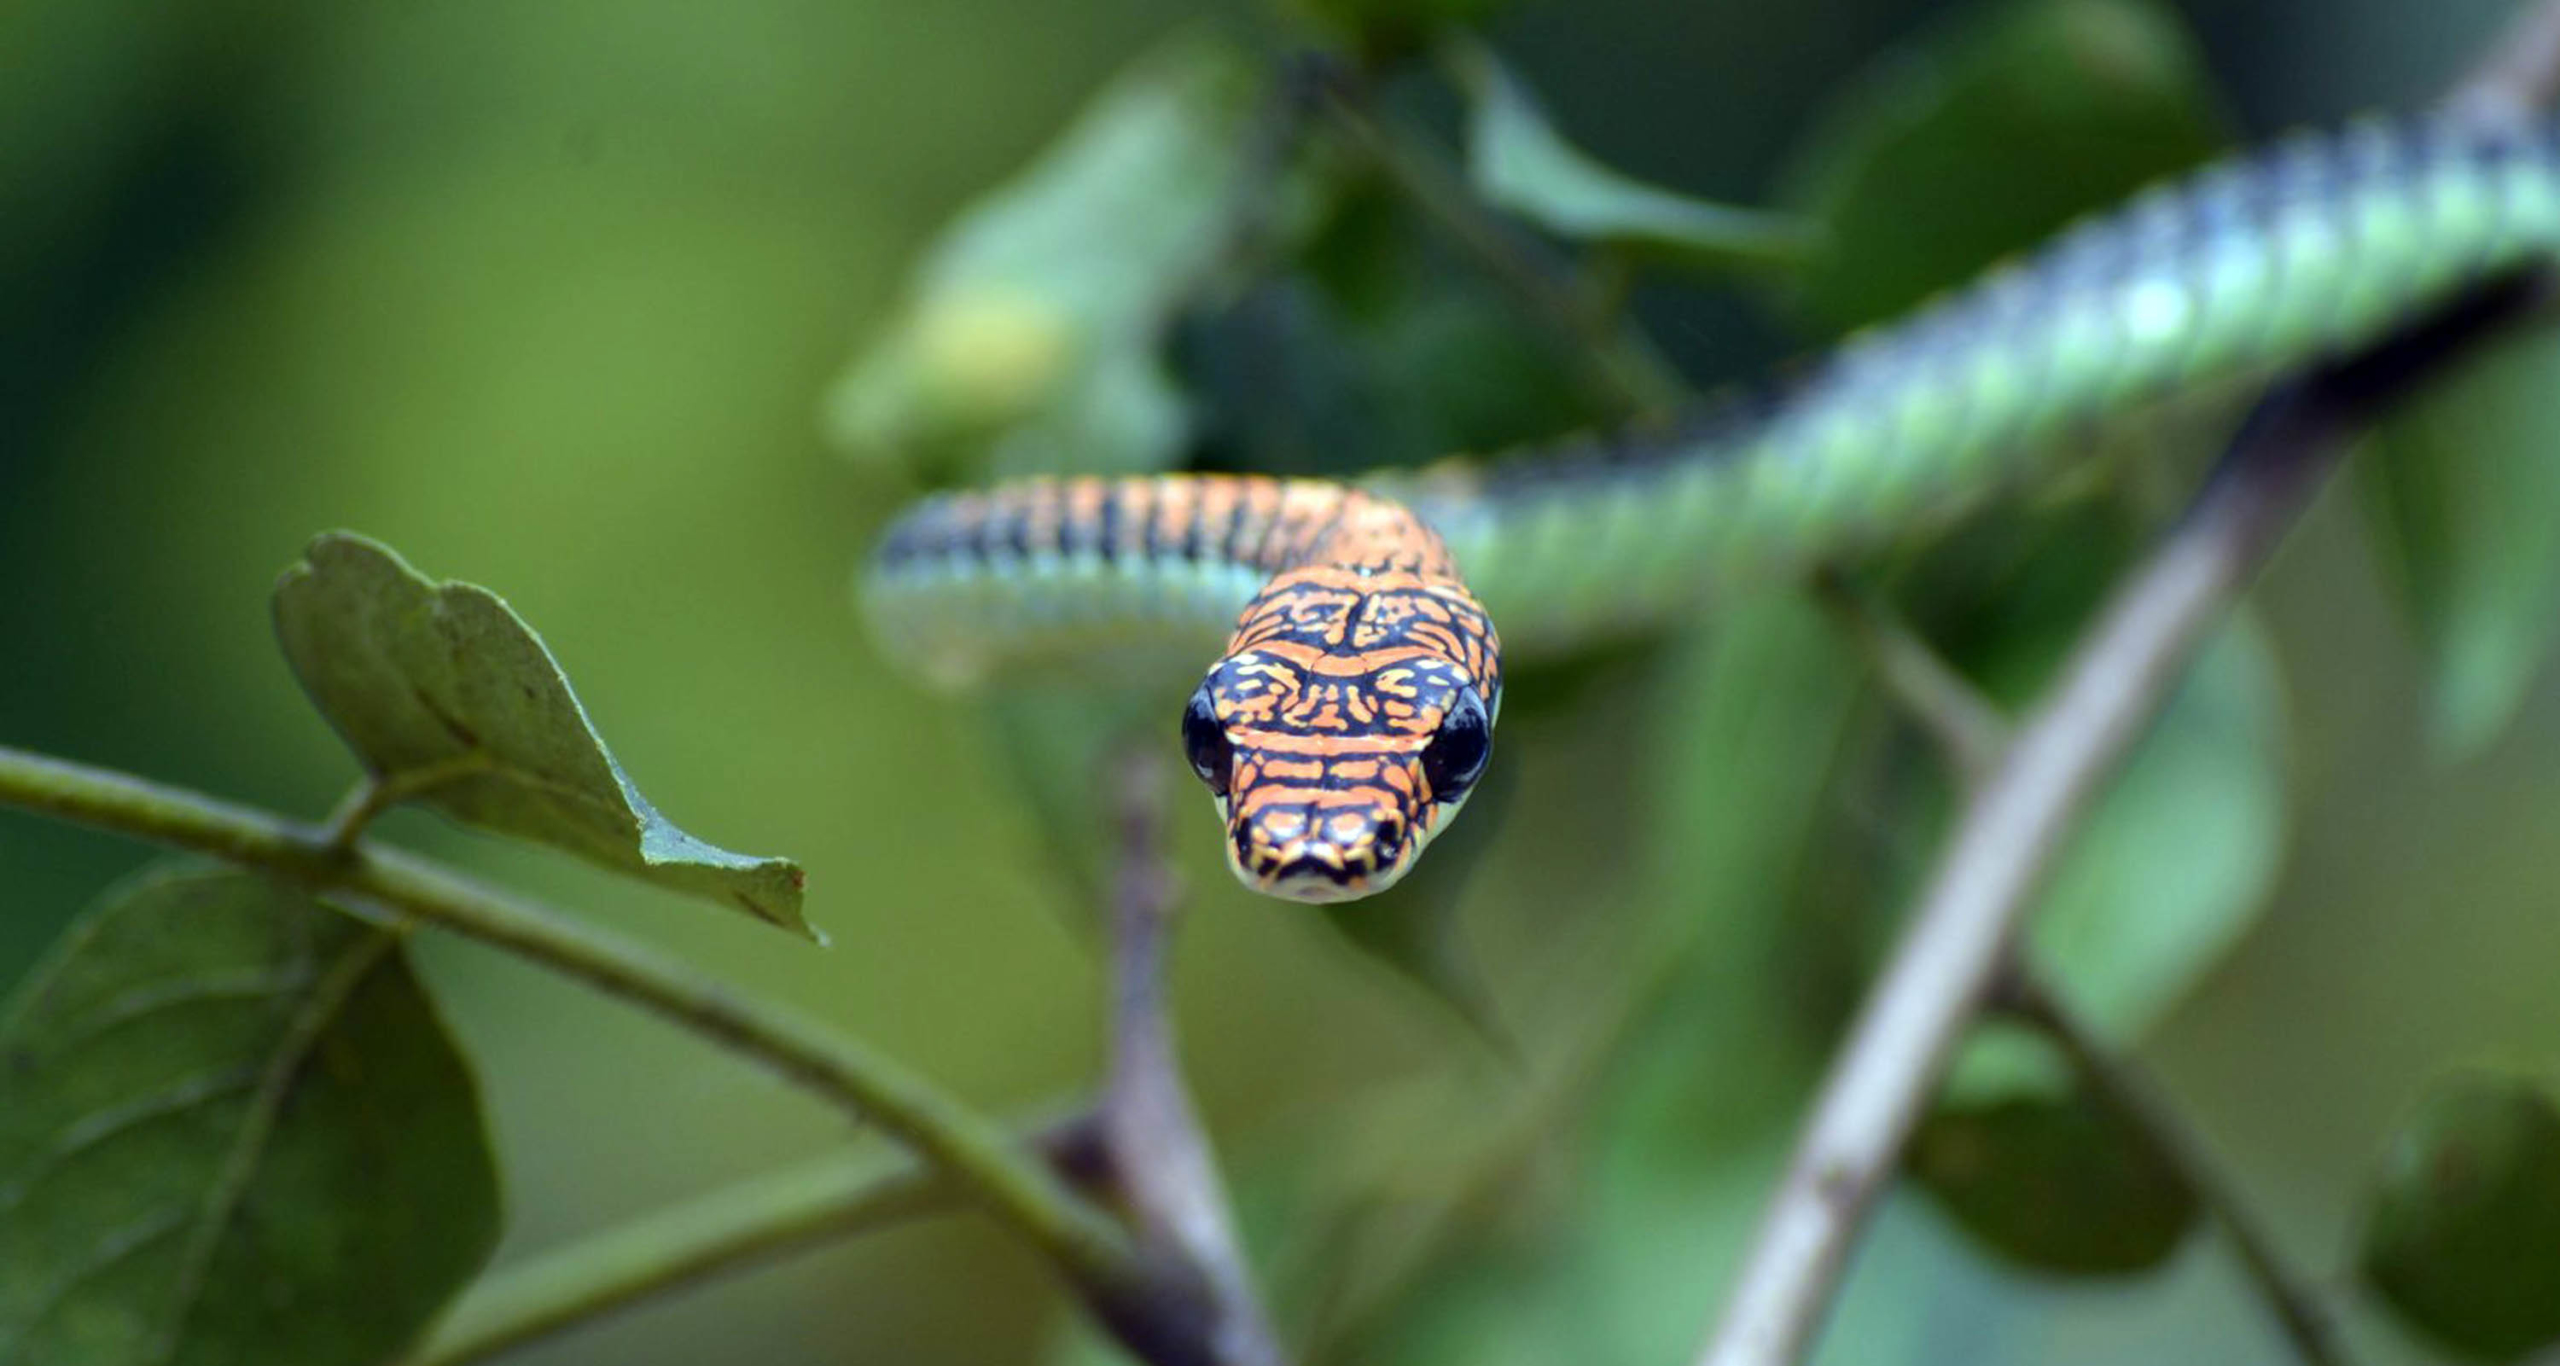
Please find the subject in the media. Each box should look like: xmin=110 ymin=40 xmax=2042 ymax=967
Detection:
xmin=0 ymin=1207 xmax=189 ymax=1364
xmin=149 ymin=931 xmax=400 ymax=1365
xmin=37 ymin=968 xmax=317 ymax=1059
xmin=0 ymin=1065 xmax=264 ymax=1217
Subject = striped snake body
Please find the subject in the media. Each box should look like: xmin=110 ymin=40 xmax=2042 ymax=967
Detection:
xmin=867 ymin=115 xmax=2560 ymax=902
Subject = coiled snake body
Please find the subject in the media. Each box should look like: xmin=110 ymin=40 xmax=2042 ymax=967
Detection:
xmin=867 ymin=116 xmax=2560 ymax=902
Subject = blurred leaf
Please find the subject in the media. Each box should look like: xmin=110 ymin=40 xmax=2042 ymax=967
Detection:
xmin=1177 ymin=180 xmax=1601 ymax=479
xmin=1451 ymin=40 xmax=1812 ymax=277
xmin=981 ymin=688 xmax=1165 ymax=930
xmin=1284 ymin=0 xmax=1510 ymax=63
xmin=1312 ymin=740 xmax=1520 ymax=1040
xmin=1533 ymin=604 xmax=1864 ymax=1365
xmin=1898 ymin=598 xmax=2275 ymax=1280
xmin=2029 ymin=616 xmax=2284 ymax=1043
xmin=1938 ymin=615 xmax=2282 ymax=1107
xmin=1940 ymin=1018 xmax=2076 ymax=1107
xmin=2360 ymin=1073 xmax=2560 ymax=1362
xmin=2365 ymin=325 xmax=2560 ymax=757
xmin=273 ymin=532 xmax=811 ymax=938
xmin=1909 ymin=1073 xmax=2197 ymax=1275
xmin=1778 ymin=0 xmax=2226 ymax=331
xmin=826 ymin=36 xmax=1268 ymax=481
xmin=0 ymin=865 xmax=499 ymax=1366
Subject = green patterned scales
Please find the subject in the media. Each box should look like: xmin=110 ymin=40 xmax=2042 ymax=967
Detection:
xmin=870 ymin=114 xmax=2560 ymax=678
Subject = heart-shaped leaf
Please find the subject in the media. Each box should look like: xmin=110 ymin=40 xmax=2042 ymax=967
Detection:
xmin=0 ymin=865 xmax=500 ymax=1366
xmin=273 ymin=532 xmax=810 ymax=937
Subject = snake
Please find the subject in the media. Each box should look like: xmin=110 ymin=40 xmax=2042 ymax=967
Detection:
xmin=864 ymin=114 xmax=2560 ymax=904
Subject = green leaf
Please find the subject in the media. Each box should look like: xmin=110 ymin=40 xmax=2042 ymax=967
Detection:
xmin=1778 ymin=0 xmax=2227 ymax=331
xmin=2365 ymin=325 xmax=2560 ymax=757
xmin=1175 ymin=179 xmax=1607 ymax=478
xmin=825 ymin=36 xmax=1268 ymax=481
xmin=1918 ymin=620 xmax=2275 ymax=1277
xmin=272 ymin=532 xmax=811 ymax=938
xmin=1909 ymin=1069 xmax=2197 ymax=1276
xmin=1451 ymin=40 xmax=1812 ymax=277
xmin=1938 ymin=616 xmax=2282 ymax=1107
xmin=2361 ymin=1073 xmax=2560 ymax=1362
xmin=0 ymin=865 xmax=500 ymax=1366
xmin=2029 ymin=617 xmax=2284 ymax=1043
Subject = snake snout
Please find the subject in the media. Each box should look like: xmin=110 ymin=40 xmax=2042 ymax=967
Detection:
xmin=1228 ymin=802 xmax=1416 ymax=904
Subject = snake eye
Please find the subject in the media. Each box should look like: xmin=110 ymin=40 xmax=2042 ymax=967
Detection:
xmin=1420 ymin=687 xmax=1492 ymax=799
xmin=1181 ymin=684 xmax=1233 ymax=797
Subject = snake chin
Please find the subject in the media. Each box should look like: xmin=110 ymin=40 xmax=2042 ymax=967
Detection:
xmin=1250 ymin=856 xmax=1414 ymax=904
xmin=1215 ymin=789 xmax=1478 ymax=904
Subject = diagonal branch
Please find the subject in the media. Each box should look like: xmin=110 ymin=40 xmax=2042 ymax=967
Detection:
xmin=408 ymin=1115 xmax=1109 ymax=1366
xmin=1689 ymin=5 xmax=2560 ymax=1348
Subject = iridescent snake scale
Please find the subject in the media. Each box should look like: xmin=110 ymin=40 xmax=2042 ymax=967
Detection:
xmin=866 ymin=115 xmax=2560 ymax=901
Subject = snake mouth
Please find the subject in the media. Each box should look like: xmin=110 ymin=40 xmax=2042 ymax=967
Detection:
xmin=1223 ymin=813 xmax=1414 ymax=904
xmin=1251 ymin=853 xmax=1403 ymax=904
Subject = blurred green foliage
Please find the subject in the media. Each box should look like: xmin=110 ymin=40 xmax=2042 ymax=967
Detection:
xmin=8 ymin=0 xmax=2560 ymax=1364
xmin=2360 ymin=1074 xmax=2560 ymax=1361
xmin=1775 ymin=0 xmax=2229 ymax=332
xmin=2367 ymin=325 xmax=2560 ymax=757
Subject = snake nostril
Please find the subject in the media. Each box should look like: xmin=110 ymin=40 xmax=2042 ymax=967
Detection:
xmin=1374 ymin=818 xmax=1403 ymax=851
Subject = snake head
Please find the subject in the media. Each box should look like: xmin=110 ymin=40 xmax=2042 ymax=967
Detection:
xmin=1180 ymin=650 xmax=1495 ymax=903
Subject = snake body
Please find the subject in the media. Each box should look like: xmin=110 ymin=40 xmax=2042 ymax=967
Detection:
xmin=866 ymin=114 xmax=2560 ymax=901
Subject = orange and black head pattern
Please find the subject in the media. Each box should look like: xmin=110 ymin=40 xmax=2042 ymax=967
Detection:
xmin=1178 ymin=492 xmax=1503 ymax=903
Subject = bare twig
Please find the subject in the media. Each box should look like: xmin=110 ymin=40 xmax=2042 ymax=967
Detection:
xmin=1092 ymin=747 xmax=1286 ymax=1366
xmin=1994 ymin=974 xmax=2345 ymax=1366
xmin=1692 ymin=251 xmax=2557 ymax=1366
xmin=412 ymin=1153 xmax=947 ymax=1366
xmin=1812 ymin=570 xmax=2012 ymax=789
xmin=408 ymin=1115 xmax=1109 ymax=1366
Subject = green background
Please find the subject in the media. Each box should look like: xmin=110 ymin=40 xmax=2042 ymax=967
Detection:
xmin=4 ymin=1 xmax=2554 ymax=1363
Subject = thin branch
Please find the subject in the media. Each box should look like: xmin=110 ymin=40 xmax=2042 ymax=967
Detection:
xmin=0 ymin=743 xmax=1141 ymax=1304
xmin=1812 ymin=570 xmax=2012 ymax=789
xmin=1092 ymin=746 xmax=1286 ymax=1366
xmin=408 ymin=1115 xmax=1110 ymax=1366
xmin=1692 ymin=272 xmax=2555 ymax=1366
xmin=410 ymin=1151 xmax=946 ymax=1366
xmin=1996 ymin=975 xmax=2345 ymax=1366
